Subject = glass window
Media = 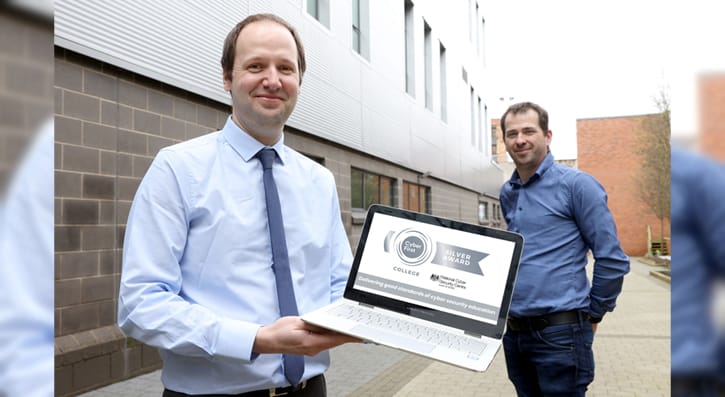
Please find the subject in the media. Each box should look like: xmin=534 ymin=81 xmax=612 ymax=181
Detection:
xmin=307 ymin=0 xmax=330 ymax=28
xmin=478 ymin=202 xmax=488 ymax=223
xmin=351 ymin=168 xmax=395 ymax=210
xmin=440 ymin=43 xmax=447 ymax=122
xmin=307 ymin=0 xmax=318 ymax=19
xmin=403 ymin=181 xmax=430 ymax=214
xmin=404 ymin=0 xmax=415 ymax=96
xmin=424 ymin=21 xmax=432 ymax=110
xmin=352 ymin=0 xmax=361 ymax=53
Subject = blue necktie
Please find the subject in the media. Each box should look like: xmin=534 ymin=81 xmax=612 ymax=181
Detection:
xmin=256 ymin=148 xmax=305 ymax=386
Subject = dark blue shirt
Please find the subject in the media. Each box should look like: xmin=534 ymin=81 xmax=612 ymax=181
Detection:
xmin=671 ymin=148 xmax=725 ymax=375
xmin=500 ymin=152 xmax=630 ymax=317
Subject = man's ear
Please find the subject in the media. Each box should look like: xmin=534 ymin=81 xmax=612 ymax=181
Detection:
xmin=222 ymin=71 xmax=232 ymax=92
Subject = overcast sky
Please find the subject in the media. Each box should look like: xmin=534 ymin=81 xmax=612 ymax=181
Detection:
xmin=485 ymin=0 xmax=724 ymax=159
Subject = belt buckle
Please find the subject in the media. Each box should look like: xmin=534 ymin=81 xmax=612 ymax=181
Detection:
xmin=269 ymin=380 xmax=307 ymax=397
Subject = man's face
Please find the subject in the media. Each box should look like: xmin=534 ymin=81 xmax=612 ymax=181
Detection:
xmin=503 ymin=109 xmax=552 ymax=173
xmin=223 ymin=20 xmax=300 ymax=145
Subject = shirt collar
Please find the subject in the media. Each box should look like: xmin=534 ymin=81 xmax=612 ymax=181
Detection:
xmin=221 ymin=116 xmax=287 ymax=164
xmin=509 ymin=152 xmax=555 ymax=187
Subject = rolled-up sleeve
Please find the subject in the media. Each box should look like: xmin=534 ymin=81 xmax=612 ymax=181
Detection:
xmin=572 ymin=173 xmax=630 ymax=317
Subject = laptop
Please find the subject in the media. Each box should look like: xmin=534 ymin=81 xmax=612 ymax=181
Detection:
xmin=302 ymin=204 xmax=523 ymax=372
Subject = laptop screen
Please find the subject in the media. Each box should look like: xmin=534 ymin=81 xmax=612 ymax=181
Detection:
xmin=345 ymin=205 xmax=523 ymax=338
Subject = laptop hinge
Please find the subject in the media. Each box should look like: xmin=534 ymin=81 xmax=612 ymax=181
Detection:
xmin=464 ymin=330 xmax=483 ymax=339
xmin=358 ymin=302 xmax=374 ymax=309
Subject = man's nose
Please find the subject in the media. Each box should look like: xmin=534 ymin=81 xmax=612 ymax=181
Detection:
xmin=262 ymin=68 xmax=282 ymax=89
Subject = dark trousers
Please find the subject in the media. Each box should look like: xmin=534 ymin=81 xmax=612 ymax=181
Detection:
xmin=671 ymin=375 xmax=725 ymax=397
xmin=162 ymin=374 xmax=326 ymax=397
xmin=503 ymin=319 xmax=594 ymax=396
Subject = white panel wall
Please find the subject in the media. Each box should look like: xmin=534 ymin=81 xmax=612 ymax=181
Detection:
xmin=54 ymin=0 xmax=497 ymax=193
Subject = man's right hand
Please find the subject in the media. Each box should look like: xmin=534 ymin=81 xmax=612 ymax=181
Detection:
xmin=252 ymin=316 xmax=361 ymax=356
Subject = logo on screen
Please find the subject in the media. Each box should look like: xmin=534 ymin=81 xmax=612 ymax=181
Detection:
xmin=384 ymin=229 xmax=432 ymax=266
xmin=384 ymin=228 xmax=490 ymax=275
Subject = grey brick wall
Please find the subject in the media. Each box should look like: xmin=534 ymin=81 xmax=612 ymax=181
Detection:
xmin=54 ymin=48 xmax=229 ymax=396
xmin=54 ymin=48 xmax=486 ymax=396
xmin=0 ymin=11 xmax=53 ymax=193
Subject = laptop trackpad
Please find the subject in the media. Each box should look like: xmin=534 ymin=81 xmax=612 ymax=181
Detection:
xmin=351 ymin=324 xmax=436 ymax=353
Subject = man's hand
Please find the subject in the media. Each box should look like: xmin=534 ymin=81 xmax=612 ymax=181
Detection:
xmin=252 ymin=316 xmax=362 ymax=356
xmin=591 ymin=323 xmax=598 ymax=334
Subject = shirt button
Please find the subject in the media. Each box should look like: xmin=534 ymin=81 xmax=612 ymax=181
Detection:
xmin=518 ymin=207 xmax=522 ymax=211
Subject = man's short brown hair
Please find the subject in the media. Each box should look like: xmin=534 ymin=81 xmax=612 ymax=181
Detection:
xmin=500 ymin=102 xmax=549 ymax=134
xmin=220 ymin=13 xmax=307 ymax=84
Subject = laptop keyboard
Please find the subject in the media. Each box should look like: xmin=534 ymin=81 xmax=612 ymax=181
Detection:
xmin=327 ymin=303 xmax=487 ymax=355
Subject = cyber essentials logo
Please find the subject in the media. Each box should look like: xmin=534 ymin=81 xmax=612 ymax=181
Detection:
xmin=384 ymin=228 xmax=489 ymax=275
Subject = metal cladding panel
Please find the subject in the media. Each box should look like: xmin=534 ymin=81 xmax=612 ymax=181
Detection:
xmin=55 ymin=0 xmax=496 ymax=192
xmin=291 ymin=72 xmax=363 ymax=149
xmin=54 ymin=0 xmax=252 ymax=105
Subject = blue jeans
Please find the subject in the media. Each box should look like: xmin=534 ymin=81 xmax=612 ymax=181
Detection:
xmin=503 ymin=320 xmax=595 ymax=396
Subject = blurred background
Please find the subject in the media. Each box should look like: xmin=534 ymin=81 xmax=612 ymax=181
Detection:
xmin=0 ymin=1 xmax=54 ymax=396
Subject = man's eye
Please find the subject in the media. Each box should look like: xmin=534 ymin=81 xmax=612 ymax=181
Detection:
xmin=248 ymin=64 xmax=263 ymax=71
xmin=279 ymin=65 xmax=294 ymax=74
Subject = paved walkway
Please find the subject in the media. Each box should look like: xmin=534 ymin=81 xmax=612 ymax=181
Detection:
xmin=81 ymin=258 xmax=670 ymax=396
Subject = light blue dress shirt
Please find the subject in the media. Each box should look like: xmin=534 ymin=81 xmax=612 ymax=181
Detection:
xmin=500 ymin=152 xmax=630 ymax=318
xmin=0 ymin=120 xmax=54 ymax=397
xmin=118 ymin=116 xmax=353 ymax=394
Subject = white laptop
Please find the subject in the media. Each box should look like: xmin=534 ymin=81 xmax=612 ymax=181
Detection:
xmin=302 ymin=204 xmax=523 ymax=372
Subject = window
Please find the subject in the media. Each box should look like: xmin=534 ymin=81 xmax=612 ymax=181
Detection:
xmin=352 ymin=0 xmax=369 ymax=59
xmin=491 ymin=123 xmax=498 ymax=156
xmin=301 ymin=152 xmax=325 ymax=166
xmin=403 ymin=181 xmax=430 ymax=214
xmin=468 ymin=0 xmax=474 ymax=42
xmin=307 ymin=0 xmax=330 ymax=28
xmin=478 ymin=202 xmax=489 ymax=223
xmin=480 ymin=17 xmax=486 ymax=62
xmin=352 ymin=0 xmax=361 ymax=53
xmin=477 ymin=95 xmax=483 ymax=152
xmin=404 ymin=0 xmax=415 ymax=96
xmin=470 ymin=87 xmax=475 ymax=146
xmin=423 ymin=20 xmax=432 ymax=110
xmin=439 ymin=43 xmax=447 ymax=122
xmin=351 ymin=168 xmax=395 ymax=210
xmin=475 ymin=3 xmax=481 ymax=56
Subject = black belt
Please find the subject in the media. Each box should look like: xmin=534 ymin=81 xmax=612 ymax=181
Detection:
xmin=507 ymin=310 xmax=583 ymax=332
xmin=163 ymin=374 xmax=323 ymax=397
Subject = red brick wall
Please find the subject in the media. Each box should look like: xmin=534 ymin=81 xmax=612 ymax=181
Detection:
xmin=577 ymin=115 xmax=670 ymax=256
xmin=490 ymin=118 xmax=508 ymax=163
xmin=699 ymin=73 xmax=725 ymax=161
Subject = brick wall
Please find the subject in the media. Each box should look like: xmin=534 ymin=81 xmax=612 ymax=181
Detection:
xmin=54 ymin=49 xmax=485 ymax=395
xmin=699 ymin=73 xmax=725 ymax=161
xmin=577 ymin=115 xmax=670 ymax=256
xmin=54 ymin=48 xmax=230 ymax=396
xmin=0 ymin=11 xmax=53 ymax=193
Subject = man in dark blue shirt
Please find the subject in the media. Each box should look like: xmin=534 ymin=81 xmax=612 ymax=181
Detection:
xmin=499 ymin=102 xmax=630 ymax=396
xmin=671 ymin=148 xmax=725 ymax=397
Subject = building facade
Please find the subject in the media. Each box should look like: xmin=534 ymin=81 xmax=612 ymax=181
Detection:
xmin=53 ymin=1 xmax=503 ymax=395
xmin=577 ymin=114 xmax=670 ymax=256
xmin=699 ymin=73 xmax=725 ymax=161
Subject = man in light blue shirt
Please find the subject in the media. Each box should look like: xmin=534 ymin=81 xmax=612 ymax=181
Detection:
xmin=499 ymin=102 xmax=629 ymax=396
xmin=0 ymin=119 xmax=54 ymax=397
xmin=118 ymin=14 xmax=357 ymax=396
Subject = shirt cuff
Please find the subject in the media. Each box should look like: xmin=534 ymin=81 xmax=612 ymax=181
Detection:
xmin=588 ymin=300 xmax=608 ymax=319
xmin=215 ymin=319 xmax=262 ymax=362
